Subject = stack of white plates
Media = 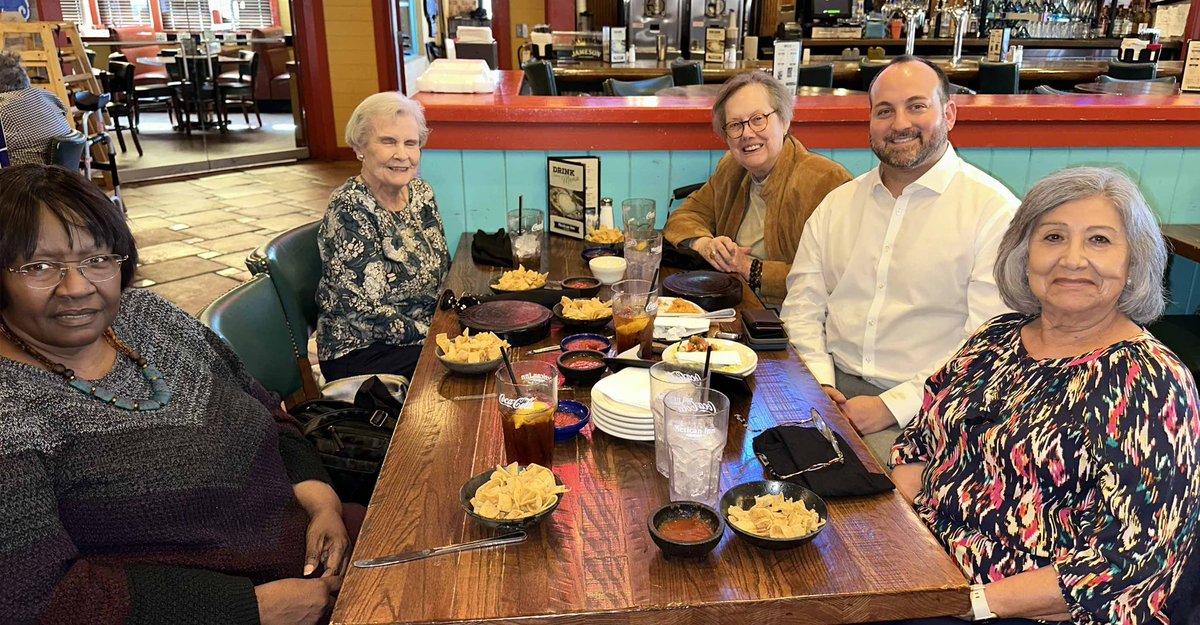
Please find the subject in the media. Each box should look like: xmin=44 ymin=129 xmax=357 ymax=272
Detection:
xmin=589 ymin=368 xmax=655 ymax=442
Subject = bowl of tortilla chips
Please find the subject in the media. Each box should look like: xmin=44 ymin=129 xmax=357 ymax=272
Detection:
xmin=460 ymin=463 xmax=569 ymax=529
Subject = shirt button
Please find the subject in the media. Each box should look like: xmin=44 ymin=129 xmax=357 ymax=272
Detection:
xmin=877 ymin=283 xmax=885 ymax=290
xmin=868 ymin=319 xmax=876 ymax=326
xmin=883 ymin=246 xmax=891 ymax=253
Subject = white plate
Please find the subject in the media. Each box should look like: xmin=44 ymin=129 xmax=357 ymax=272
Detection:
xmin=591 ymin=386 xmax=653 ymax=420
xmin=590 ymin=411 xmax=655 ymax=441
xmin=662 ymin=337 xmax=758 ymax=377
xmin=590 ymin=400 xmax=654 ymax=428
xmin=592 ymin=406 xmax=654 ymax=433
xmin=657 ymin=296 xmax=705 ymax=317
xmin=591 ymin=367 xmax=652 ymax=412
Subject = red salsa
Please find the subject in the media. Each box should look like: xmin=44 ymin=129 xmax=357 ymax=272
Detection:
xmin=554 ymin=410 xmax=581 ymax=428
xmin=659 ymin=517 xmax=714 ymax=542
xmin=563 ymin=279 xmax=596 ymax=289
xmin=565 ymin=339 xmax=608 ymax=352
xmin=563 ymin=357 xmax=604 ymax=370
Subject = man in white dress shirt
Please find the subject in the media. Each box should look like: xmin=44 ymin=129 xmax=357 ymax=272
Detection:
xmin=780 ymin=56 xmax=1019 ymax=465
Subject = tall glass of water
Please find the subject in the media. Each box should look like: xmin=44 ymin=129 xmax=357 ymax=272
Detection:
xmin=650 ymin=362 xmax=708 ymax=476
xmin=506 ymin=208 xmax=544 ymax=271
xmin=621 ymin=198 xmax=656 ymax=231
xmin=663 ymin=387 xmax=729 ymax=505
xmin=623 ymin=229 xmax=663 ymax=282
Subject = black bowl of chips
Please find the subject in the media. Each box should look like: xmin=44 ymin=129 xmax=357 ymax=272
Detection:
xmin=648 ymin=501 xmax=724 ymax=558
xmin=553 ymin=301 xmax=613 ymax=331
xmin=460 ymin=464 xmax=567 ymax=529
xmin=719 ymin=480 xmax=828 ymax=550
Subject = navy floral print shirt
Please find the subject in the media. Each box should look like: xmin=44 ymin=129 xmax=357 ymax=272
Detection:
xmin=316 ymin=177 xmax=450 ymax=362
xmin=894 ymin=313 xmax=1200 ymax=625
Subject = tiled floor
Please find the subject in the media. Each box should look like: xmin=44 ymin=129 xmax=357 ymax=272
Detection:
xmin=126 ymin=160 xmax=360 ymax=315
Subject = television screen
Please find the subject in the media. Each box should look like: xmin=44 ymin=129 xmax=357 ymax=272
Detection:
xmin=813 ymin=0 xmax=852 ymax=16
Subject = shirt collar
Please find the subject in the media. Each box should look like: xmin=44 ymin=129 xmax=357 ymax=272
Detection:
xmin=870 ymin=143 xmax=960 ymax=197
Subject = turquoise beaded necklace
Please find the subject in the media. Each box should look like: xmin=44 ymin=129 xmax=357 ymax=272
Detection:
xmin=0 ymin=319 xmax=171 ymax=411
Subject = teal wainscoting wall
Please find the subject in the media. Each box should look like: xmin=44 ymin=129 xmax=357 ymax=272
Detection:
xmin=421 ymin=146 xmax=1200 ymax=314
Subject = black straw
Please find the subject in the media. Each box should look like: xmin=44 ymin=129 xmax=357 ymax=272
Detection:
xmin=701 ymin=345 xmax=713 ymax=382
xmin=500 ymin=346 xmax=520 ymax=388
xmin=518 ymin=195 xmax=524 ymax=234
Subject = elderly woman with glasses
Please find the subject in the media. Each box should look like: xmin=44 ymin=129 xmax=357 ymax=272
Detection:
xmin=0 ymin=165 xmax=351 ymax=625
xmin=663 ymin=72 xmax=851 ymax=306
xmin=0 ymin=50 xmax=73 ymax=167
xmin=891 ymin=167 xmax=1200 ymax=625
xmin=316 ymin=91 xmax=450 ymax=383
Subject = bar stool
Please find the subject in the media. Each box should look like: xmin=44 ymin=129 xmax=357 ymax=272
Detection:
xmin=670 ymin=61 xmax=703 ymax=87
xmin=1107 ymin=59 xmax=1156 ymax=80
xmin=977 ymin=59 xmax=1019 ymax=94
xmin=603 ymin=75 xmax=674 ymax=96
xmin=859 ymin=59 xmax=889 ymax=92
xmin=797 ymin=63 xmax=834 ymax=88
xmin=521 ymin=60 xmax=558 ymax=96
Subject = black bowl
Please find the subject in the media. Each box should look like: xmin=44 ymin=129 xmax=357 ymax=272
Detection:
xmin=719 ymin=480 xmax=828 ymax=550
xmin=556 ymin=349 xmax=608 ymax=387
xmin=552 ymin=302 xmax=613 ymax=331
xmin=647 ymin=501 xmax=724 ymax=558
xmin=581 ymin=246 xmax=622 ymax=262
xmin=559 ymin=275 xmax=601 ymax=297
xmin=460 ymin=465 xmax=565 ymax=529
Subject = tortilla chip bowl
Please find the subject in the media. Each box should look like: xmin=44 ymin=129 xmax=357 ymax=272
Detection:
xmin=719 ymin=480 xmax=828 ymax=550
xmin=460 ymin=465 xmax=566 ymax=529
xmin=436 ymin=347 xmax=503 ymax=375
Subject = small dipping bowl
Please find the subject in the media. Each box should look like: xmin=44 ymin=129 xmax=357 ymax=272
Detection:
xmin=589 ymin=256 xmax=627 ymax=285
xmin=582 ymin=246 xmax=621 ymax=263
xmin=554 ymin=399 xmax=590 ymax=442
xmin=561 ymin=332 xmax=612 ymax=354
xmin=648 ymin=501 xmax=724 ymax=558
xmin=556 ymin=349 xmax=608 ymax=386
xmin=560 ymin=275 xmax=601 ymax=297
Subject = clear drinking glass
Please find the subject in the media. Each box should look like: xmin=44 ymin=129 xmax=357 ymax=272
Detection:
xmin=663 ymin=387 xmax=729 ymax=505
xmin=494 ymin=361 xmax=557 ymax=468
xmin=506 ymin=208 xmax=544 ymax=271
xmin=611 ymin=279 xmax=658 ymax=359
xmin=623 ymin=229 xmax=663 ymax=282
xmin=650 ymin=362 xmax=708 ymax=476
xmin=620 ymin=198 xmax=656 ymax=231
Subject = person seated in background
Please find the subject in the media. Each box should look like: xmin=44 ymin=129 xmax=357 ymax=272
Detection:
xmin=781 ymin=56 xmax=1019 ymax=465
xmin=0 ymin=165 xmax=351 ymax=625
xmin=0 ymin=50 xmax=73 ymax=167
xmin=663 ymin=71 xmax=852 ymax=307
xmin=316 ymin=91 xmax=450 ymax=383
xmin=891 ymin=166 xmax=1200 ymax=624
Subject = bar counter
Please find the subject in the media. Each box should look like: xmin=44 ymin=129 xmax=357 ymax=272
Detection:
xmin=416 ymin=71 xmax=1200 ymax=151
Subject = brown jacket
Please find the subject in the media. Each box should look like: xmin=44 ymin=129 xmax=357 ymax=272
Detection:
xmin=663 ymin=135 xmax=852 ymax=305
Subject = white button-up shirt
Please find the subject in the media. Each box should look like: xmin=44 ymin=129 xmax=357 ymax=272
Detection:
xmin=780 ymin=146 xmax=1019 ymax=427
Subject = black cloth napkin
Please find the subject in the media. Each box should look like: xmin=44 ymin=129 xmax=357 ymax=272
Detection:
xmin=752 ymin=426 xmax=894 ymax=498
xmin=661 ymin=240 xmax=710 ymax=271
xmin=472 ymin=229 xmax=513 ymax=268
xmin=353 ymin=375 xmax=404 ymax=420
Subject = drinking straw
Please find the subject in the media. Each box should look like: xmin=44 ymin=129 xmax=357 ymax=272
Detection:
xmin=500 ymin=346 xmax=520 ymax=388
xmin=701 ymin=345 xmax=713 ymax=402
xmin=518 ymin=195 xmax=524 ymax=234
xmin=643 ymin=268 xmax=660 ymax=311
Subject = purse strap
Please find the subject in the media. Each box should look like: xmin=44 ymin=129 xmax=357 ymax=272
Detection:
xmin=295 ymin=400 xmax=394 ymax=437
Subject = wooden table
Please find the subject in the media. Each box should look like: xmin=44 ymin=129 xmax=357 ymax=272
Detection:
xmin=331 ymin=234 xmax=970 ymax=625
xmin=1074 ymin=81 xmax=1181 ymax=95
xmin=1163 ymin=224 xmax=1200 ymax=262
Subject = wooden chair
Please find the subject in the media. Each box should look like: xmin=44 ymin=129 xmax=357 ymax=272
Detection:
xmin=219 ymin=51 xmax=262 ymax=128
xmin=105 ymin=61 xmax=143 ymax=156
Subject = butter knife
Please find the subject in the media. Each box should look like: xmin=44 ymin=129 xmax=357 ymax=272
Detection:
xmin=352 ymin=530 xmax=528 ymax=568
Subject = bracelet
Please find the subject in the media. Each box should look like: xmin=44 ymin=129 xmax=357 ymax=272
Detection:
xmin=748 ymin=258 xmax=764 ymax=292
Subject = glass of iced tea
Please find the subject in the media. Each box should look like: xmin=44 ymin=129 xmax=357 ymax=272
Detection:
xmin=612 ymin=279 xmax=658 ymax=359
xmin=494 ymin=361 xmax=557 ymax=467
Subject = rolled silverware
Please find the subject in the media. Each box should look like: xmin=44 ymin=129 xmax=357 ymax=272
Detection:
xmin=353 ymin=530 xmax=529 ymax=568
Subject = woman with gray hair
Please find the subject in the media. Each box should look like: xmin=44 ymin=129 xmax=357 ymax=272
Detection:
xmin=889 ymin=167 xmax=1200 ymax=624
xmin=315 ymin=91 xmax=450 ymax=382
xmin=0 ymin=50 xmax=73 ymax=167
xmin=663 ymin=71 xmax=850 ymax=306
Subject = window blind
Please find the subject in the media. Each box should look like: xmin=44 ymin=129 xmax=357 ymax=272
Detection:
xmin=161 ymin=0 xmax=214 ymax=31
xmin=233 ymin=0 xmax=273 ymax=29
xmin=58 ymin=0 xmax=85 ymax=25
xmin=97 ymin=0 xmax=153 ymax=27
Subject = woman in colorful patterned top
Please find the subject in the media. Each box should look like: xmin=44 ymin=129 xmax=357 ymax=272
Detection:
xmin=316 ymin=92 xmax=450 ymax=383
xmin=892 ymin=167 xmax=1200 ymax=625
xmin=0 ymin=165 xmax=349 ymax=625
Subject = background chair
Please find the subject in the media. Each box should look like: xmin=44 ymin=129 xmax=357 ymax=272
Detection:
xmin=977 ymin=59 xmax=1020 ymax=94
xmin=200 ymin=273 xmax=317 ymax=408
xmin=670 ymin=61 xmax=703 ymax=87
xmin=105 ymin=61 xmax=143 ymax=156
xmin=1097 ymin=74 xmax=1177 ymax=84
xmin=1146 ymin=314 xmax=1200 ymax=381
xmin=245 ymin=221 xmax=322 ymax=360
xmin=859 ymin=59 xmax=888 ymax=92
xmin=252 ymin=27 xmax=292 ymax=101
xmin=603 ymin=75 xmax=674 ymax=96
xmin=797 ymin=63 xmax=834 ymax=88
xmin=1034 ymin=84 xmax=1078 ymax=95
xmin=218 ymin=51 xmax=262 ymax=128
xmin=521 ymin=60 xmax=558 ymax=96
xmin=1107 ymin=60 xmax=1157 ymax=80
xmin=108 ymin=26 xmax=168 ymax=86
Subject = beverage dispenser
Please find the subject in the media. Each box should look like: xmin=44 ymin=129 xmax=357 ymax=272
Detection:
xmin=628 ymin=0 xmax=684 ymax=59
xmin=684 ymin=0 xmax=746 ymax=61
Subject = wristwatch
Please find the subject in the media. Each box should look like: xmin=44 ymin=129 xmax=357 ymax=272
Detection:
xmin=968 ymin=584 xmax=997 ymax=621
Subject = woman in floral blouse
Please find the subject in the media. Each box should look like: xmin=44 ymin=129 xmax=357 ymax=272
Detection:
xmin=316 ymin=92 xmax=450 ymax=382
xmin=892 ymin=167 xmax=1199 ymax=625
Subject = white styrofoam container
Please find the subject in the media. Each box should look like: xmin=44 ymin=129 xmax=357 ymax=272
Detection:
xmin=415 ymin=59 xmax=497 ymax=93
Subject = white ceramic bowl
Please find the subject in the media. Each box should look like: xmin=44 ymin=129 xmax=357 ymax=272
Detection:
xmin=589 ymin=256 xmax=627 ymax=285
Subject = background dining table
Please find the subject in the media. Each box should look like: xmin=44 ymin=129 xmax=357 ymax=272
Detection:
xmin=1073 ymin=81 xmax=1181 ymax=95
xmin=331 ymin=233 xmax=970 ymax=625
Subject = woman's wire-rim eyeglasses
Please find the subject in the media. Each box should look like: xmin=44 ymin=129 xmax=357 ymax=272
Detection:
xmin=7 ymin=254 xmax=129 ymax=290
xmin=724 ymin=110 xmax=777 ymax=139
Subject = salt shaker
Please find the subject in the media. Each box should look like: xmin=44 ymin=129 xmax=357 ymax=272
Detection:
xmin=599 ymin=197 xmax=615 ymax=229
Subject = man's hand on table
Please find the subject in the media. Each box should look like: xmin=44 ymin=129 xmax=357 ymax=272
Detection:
xmin=820 ymin=388 xmax=896 ymax=435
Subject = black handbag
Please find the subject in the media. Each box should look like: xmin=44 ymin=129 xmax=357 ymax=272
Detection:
xmin=291 ymin=376 xmax=405 ymax=506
